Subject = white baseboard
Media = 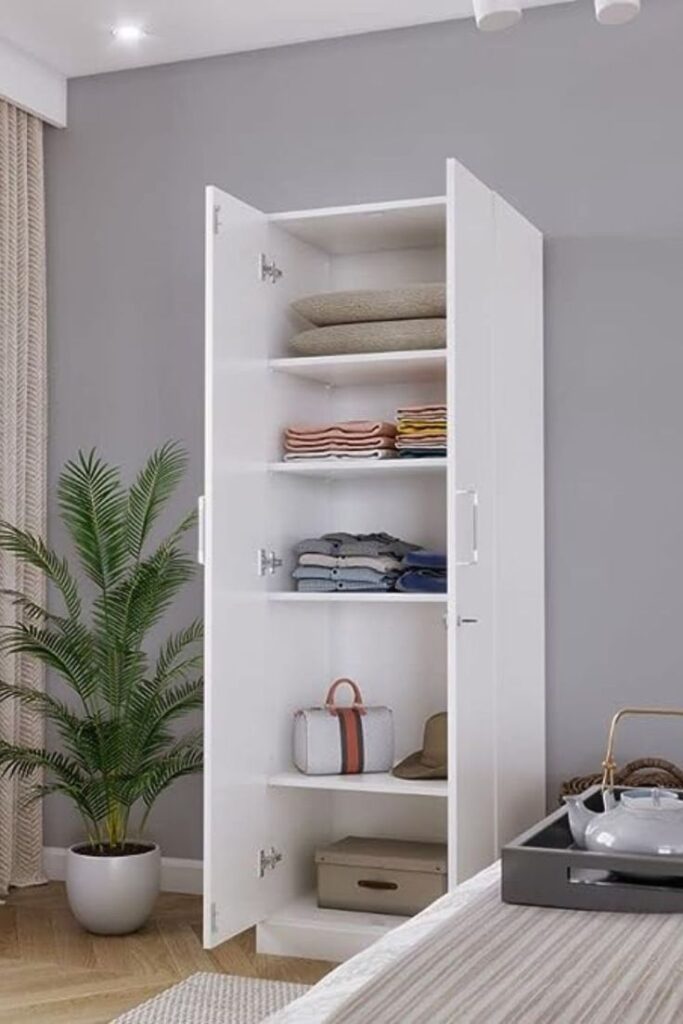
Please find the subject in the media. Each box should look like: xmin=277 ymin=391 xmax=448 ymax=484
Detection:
xmin=43 ymin=846 xmax=203 ymax=895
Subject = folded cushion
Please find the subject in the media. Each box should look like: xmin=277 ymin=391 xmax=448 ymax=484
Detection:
xmin=292 ymin=284 xmax=446 ymax=326
xmin=290 ymin=319 xmax=446 ymax=357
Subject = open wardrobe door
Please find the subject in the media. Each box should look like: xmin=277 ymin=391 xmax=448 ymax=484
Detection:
xmin=203 ymin=186 xmax=333 ymax=949
xmin=203 ymin=186 xmax=274 ymax=947
xmin=446 ymin=159 xmax=498 ymax=883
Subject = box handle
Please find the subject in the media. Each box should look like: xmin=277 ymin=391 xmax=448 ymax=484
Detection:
xmin=356 ymin=879 xmax=398 ymax=891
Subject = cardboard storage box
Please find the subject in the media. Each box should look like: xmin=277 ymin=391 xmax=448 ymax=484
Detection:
xmin=315 ymin=836 xmax=448 ymax=916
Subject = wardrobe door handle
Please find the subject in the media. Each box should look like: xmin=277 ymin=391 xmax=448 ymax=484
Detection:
xmin=197 ymin=495 xmax=205 ymax=566
xmin=456 ymin=488 xmax=479 ymax=566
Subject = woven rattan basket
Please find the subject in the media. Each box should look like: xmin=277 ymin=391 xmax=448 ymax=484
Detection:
xmin=560 ymin=757 xmax=683 ymax=799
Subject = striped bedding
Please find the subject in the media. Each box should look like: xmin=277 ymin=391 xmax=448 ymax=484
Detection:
xmin=265 ymin=862 xmax=683 ymax=1023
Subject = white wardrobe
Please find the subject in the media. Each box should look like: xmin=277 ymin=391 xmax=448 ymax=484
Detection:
xmin=202 ymin=158 xmax=545 ymax=961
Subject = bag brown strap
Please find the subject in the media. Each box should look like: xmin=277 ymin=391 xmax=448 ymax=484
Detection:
xmin=325 ymin=678 xmax=367 ymax=717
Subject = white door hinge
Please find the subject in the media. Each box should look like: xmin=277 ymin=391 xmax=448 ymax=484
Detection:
xmin=257 ymin=548 xmax=283 ymax=576
xmin=259 ymin=253 xmax=283 ymax=283
xmin=213 ymin=205 xmax=222 ymax=235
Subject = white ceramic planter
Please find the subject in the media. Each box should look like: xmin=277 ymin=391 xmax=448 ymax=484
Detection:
xmin=66 ymin=843 xmax=161 ymax=935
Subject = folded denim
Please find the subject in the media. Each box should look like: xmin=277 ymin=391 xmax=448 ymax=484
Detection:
xmin=403 ymin=550 xmax=447 ymax=571
xmin=283 ymin=449 xmax=398 ymax=461
xmin=293 ymin=566 xmax=399 ymax=586
xmin=395 ymin=452 xmax=448 ymax=460
xmin=396 ymin=569 xmax=448 ymax=593
xmin=298 ymin=553 xmax=403 ymax=573
xmin=296 ymin=579 xmax=395 ymax=592
xmin=294 ymin=532 xmax=421 ymax=559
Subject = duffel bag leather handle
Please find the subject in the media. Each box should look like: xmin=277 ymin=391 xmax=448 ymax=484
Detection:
xmin=325 ymin=678 xmax=367 ymax=716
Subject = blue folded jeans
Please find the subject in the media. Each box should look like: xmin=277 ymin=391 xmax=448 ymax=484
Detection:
xmin=396 ymin=569 xmax=447 ymax=593
xmin=402 ymin=550 xmax=447 ymax=571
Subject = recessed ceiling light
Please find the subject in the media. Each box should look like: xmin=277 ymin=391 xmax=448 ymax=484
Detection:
xmin=111 ymin=25 xmax=146 ymax=42
xmin=594 ymin=0 xmax=640 ymax=25
xmin=473 ymin=0 xmax=522 ymax=32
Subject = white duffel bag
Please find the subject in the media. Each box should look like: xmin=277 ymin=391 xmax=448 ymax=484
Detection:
xmin=293 ymin=678 xmax=394 ymax=776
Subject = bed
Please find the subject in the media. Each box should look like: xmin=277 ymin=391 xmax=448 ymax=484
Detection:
xmin=264 ymin=862 xmax=683 ymax=1023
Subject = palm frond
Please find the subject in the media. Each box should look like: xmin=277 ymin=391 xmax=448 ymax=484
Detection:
xmin=126 ymin=441 xmax=189 ymax=559
xmin=57 ymin=450 xmax=128 ymax=592
xmin=0 ymin=588 xmax=65 ymax=625
xmin=154 ymin=620 xmax=203 ymax=684
xmin=0 ymin=622 xmax=96 ymax=703
xmin=111 ymin=544 xmax=196 ymax=645
xmin=0 ymin=524 xmax=81 ymax=619
xmin=128 ymin=678 xmax=203 ymax=764
xmin=137 ymin=744 xmax=204 ymax=812
xmin=0 ymin=682 xmax=84 ymax=746
xmin=0 ymin=743 xmax=86 ymax=785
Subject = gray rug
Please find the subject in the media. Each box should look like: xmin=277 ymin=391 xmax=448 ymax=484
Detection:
xmin=111 ymin=973 xmax=310 ymax=1024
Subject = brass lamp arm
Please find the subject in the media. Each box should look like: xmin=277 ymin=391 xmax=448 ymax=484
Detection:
xmin=601 ymin=707 xmax=683 ymax=792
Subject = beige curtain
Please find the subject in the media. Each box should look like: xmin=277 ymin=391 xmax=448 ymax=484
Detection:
xmin=0 ymin=100 xmax=47 ymax=892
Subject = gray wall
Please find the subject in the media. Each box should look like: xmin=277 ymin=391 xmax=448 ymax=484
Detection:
xmin=45 ymin=0 xmax=683 ymax=858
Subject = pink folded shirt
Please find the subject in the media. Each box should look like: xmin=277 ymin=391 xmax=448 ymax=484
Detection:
xmin=285 ymin=420 xmax=397 ymax=440
xmin=285 ymin=435 xmax=396 ymax=452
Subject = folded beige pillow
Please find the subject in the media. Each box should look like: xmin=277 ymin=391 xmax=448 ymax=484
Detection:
xmin=290 ymin=319 xmax=446 ymax=357
xmin=292 ymin=283 xmax=446 ymax=326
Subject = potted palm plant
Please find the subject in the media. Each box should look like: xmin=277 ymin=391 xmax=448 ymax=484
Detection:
xmin=0 ymin=442 xmax=203 ymax=935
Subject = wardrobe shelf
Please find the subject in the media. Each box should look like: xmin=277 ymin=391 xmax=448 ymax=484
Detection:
xmin=256 ymin=891 xmax=406 ymax=962
xmin=269 ymin=457 xmax=446 ymax=478
xmin=268 ymin=348 xmax=446 ymax=387
xmin=268 ymin=771 xmax=447 ymax=799
xmin=268 ymin=591 xmax=447 ymax=604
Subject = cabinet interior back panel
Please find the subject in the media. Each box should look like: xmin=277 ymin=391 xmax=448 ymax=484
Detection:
xmin=330 ymin=247 xmax=445 ymax=290
xmin=270 ymin=198 xmax=446 ymax=255
xmin=332 ymin=792 xmax=447 ymax=844
xmin=330 ymin=603 xmax=446 ymax=760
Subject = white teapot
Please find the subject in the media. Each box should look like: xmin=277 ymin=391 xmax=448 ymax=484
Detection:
xmin=565 ymin=788 xmax=683 ymax=855
xmin=564 ymin=705 xmax=683 ymax=856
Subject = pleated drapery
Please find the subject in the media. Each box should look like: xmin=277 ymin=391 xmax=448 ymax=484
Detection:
xmin=0 ymin=99 xmax=48 ymax=893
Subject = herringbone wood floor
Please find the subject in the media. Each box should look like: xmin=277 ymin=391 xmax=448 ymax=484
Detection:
xmin=0 ymin=882 xmax=335 ymax=1024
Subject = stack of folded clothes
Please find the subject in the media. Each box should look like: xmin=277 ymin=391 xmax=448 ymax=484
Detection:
xmin=292 ymin=532 xmax=421 ymax=592
xmin=396 ymin=550 xmax=448 ymax=593
xmin=283 ymin=420 xmax=397 ymax=462
xmin=395 ymin=404 xmax=447 ymax=459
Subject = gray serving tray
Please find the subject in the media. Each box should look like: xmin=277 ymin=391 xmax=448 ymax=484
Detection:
xmin=502 ymin=785 xmax=683 ymax=913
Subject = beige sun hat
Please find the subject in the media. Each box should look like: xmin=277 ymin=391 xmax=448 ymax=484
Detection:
xmin=392 ymin=712 xmax=447 ymax=780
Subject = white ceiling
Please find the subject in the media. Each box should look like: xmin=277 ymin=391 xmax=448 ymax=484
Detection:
xmin=0 ymin=0 xmax=575 ymax=79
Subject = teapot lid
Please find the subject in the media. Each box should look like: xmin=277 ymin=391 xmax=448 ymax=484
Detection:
xmin=620 ymin=787 xmax=682 ymax=811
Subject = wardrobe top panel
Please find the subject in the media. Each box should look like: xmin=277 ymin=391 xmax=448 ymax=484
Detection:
xmin=269 ymin=197 xmax=446 ymax=255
